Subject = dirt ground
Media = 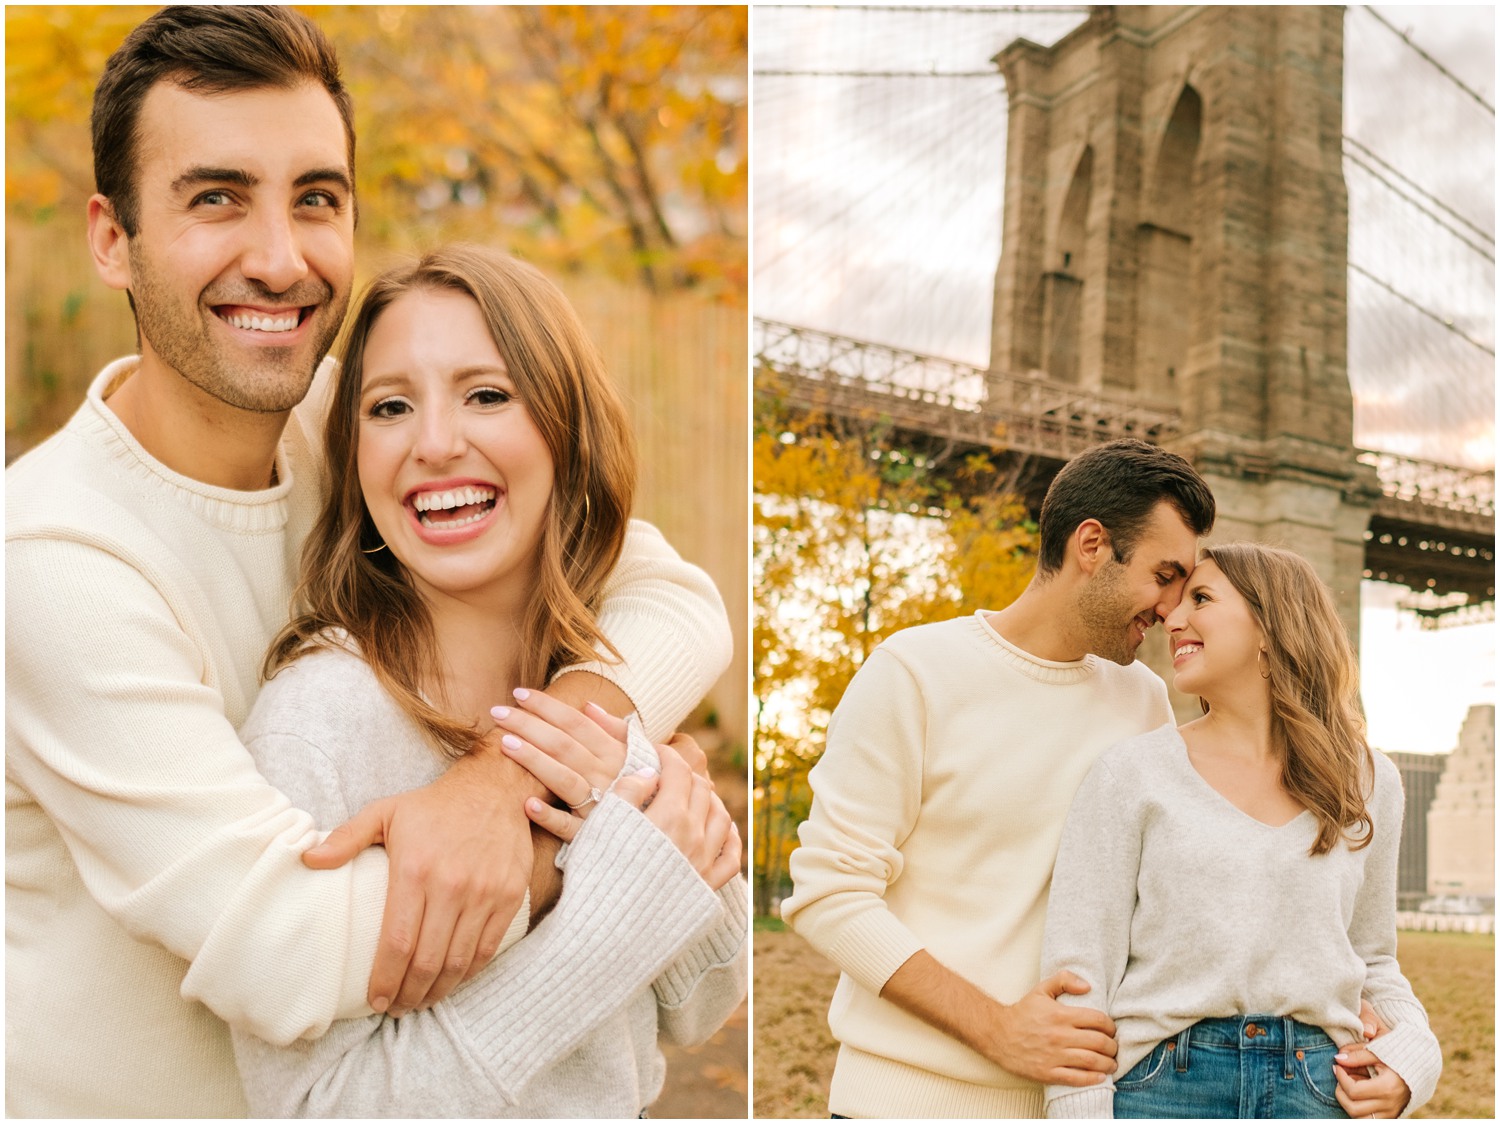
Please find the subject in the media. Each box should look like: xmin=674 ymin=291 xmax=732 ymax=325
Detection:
xmin=652 ymin=998 xmax=749 ymax=1118
xmin=752 ymin=923 xmax=1494 ymax=1120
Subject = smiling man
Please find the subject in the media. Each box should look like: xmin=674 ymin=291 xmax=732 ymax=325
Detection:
xmin=781 ymin=439 xmax=1216 ymax=1119
xmin=5 ymin=6 xmax=730 ymax=1117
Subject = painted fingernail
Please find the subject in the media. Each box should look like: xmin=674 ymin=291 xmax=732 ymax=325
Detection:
xmin=372 ymin=996 xmax=390 ymax=1014
xmin=513 ymin=687 xmax=531 ymax=701
xmin=635 ymin=766 xmax=658 ymax=779
xmin=501 ymin=734 xmax=523 ymax=751
xmin=1335 ymin=1053 xmax=1348 ymax=1062
xmin=526 ymin=798 xmax=545 ymax=814
xmin=585 ymin=701 xmax=607 ymax=716
xmin=491 ymin=706 xmax=511 ymax=720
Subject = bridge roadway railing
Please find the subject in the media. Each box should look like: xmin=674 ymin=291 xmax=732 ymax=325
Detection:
xmin=1356 ymin=449 xmax=1495 ymax=534
xmin=755 ymin=319 xmax=1496 ymax=535
xmin=754 ymin=319 xmax=1180 ymax=460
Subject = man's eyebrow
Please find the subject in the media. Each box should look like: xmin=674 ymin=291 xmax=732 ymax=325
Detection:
xmin=170 ymin=166 xmax=256 ymax=193
xmin=1158 ymin=559 xmax=1190 ymax=579
xmin=294 ymin=168 xmax=353 ymax=193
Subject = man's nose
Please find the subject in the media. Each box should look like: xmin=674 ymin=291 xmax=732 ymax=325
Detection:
xmin=239 ymin=206 xmax=309 ymax=294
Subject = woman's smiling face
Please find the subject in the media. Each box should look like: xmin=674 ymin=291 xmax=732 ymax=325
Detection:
xmin=356 ymin=287 xmax=554 ymax=603
xmin=1163 ymin=558 xmax=1266 ymax=696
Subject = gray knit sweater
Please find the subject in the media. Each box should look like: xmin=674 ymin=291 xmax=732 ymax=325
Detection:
xmin=1042 ymin=723 xmax=1442 ymax=1119
xmin=231 ymin=644 xmax=749 ymax=1118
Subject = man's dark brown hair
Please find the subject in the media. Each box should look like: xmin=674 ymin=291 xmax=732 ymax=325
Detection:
xmin=1036 ymin=438 xmax=1216 ymax=573
xmin=90 ymin=5 xmax=354 ymax=236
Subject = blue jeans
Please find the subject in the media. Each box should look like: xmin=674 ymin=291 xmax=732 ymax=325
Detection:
xmin=1115 ymin=1016 xmax=1349 ymax=1118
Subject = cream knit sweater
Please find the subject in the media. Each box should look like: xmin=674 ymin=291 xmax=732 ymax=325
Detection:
xmin=782 ymin=612 xmax=1173 ymax=1119
xmin=5 ymin=359 xmax=732 ymax=1117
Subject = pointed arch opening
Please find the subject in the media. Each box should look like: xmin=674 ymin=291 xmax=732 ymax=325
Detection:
xmin=1044 ymin=146 xmax=1093 ymax=384
xmin=1137 ymin=85 xmax=1202 ymax=402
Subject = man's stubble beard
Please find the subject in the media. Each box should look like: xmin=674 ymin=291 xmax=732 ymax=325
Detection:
xmin=1075 ymin=560 xmax=1138 ymax=666
xmin=127 ymin=239 xmax=348 ymax=414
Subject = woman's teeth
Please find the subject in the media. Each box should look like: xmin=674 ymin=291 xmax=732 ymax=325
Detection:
xmin=412 ymin=486 xmax=497 ymax=527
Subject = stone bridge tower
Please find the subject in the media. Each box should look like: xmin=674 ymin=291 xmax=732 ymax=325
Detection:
xmin=989 ymin=6 xmax=1380 ymax=649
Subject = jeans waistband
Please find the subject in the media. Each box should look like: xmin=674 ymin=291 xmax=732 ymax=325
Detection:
xmin=1166 ymin=1016 xmax=1334 ymax=1079
xmin=1181 ymin=1015 xmax=1335 ymax=1051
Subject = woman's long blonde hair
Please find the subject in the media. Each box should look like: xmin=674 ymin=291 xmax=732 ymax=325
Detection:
xmin=266 ymin=245 xmax=637 ymax=756
xmin=1198 ymin=542 xmax=1374 ymax=856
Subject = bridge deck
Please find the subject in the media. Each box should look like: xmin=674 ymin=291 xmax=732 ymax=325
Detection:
xmin=756 ymin=320 xmax=1494 ymax=606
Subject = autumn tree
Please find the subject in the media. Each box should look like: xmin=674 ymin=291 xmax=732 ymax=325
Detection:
xmin=752 ymin=378 xmax=1038 ymax=914
xmin=7 ymin=6 xmax=746 ymax=294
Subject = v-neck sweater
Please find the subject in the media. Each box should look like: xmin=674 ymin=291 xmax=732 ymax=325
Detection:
xmin=1042 ymin=723 xmax=1442 ymax=1118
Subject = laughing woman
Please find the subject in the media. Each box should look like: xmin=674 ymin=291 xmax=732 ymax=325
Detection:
xmin=230 ymin=245 xmax=748 ymax=1117
xmin=1042 ymin=543 xmax=1442 ymax=1120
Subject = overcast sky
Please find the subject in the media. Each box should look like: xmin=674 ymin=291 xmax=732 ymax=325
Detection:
xmin=753 ymin=4 xmax=1495 ymax=754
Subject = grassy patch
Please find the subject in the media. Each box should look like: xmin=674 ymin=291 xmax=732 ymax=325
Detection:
xmin=1399 ymin=930 xmax=1493 ymax=1119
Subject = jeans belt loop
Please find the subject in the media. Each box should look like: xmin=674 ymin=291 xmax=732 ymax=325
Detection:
xmin=1282 ymin=1017 xmax=1296 ymax=1077
xmin=1175 ymin=1026 xmax=1191 ymax=1072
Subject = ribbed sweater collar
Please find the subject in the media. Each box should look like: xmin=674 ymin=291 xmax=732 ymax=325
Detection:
xmin=970 ymin=609 xmax=1100 ymax=685
xmin=79 ymin=357 xmax=295 ymax=536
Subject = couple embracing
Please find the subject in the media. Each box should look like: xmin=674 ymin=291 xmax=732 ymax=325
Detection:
xmin=786 ymin=440 xmax=1444 ymax=1119
xmin=7 ymin=5 xmax=745 ymax=1118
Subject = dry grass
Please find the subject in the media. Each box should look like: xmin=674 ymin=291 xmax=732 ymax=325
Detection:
xmin=1399 ymin=930 xmax=1494 ymax=1119
xmin=753 ymin=922 xmax=1494 ymax=1119
xmin=753 ymin=920 xmax=842 ymax=1118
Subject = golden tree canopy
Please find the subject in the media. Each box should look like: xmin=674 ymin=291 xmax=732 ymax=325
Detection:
xmin=6 ymin=5 xmax=747 ymax=296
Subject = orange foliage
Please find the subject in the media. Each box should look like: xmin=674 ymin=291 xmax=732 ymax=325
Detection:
xmin=5 ymin=5 xmax=746 ymax=295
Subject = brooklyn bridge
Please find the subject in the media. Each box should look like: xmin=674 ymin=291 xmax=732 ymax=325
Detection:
xmin=755 ymin=4 xmax=1495 ymax=645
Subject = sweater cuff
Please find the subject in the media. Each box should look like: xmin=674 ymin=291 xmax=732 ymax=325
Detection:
xmin=554 ymin=643 xmax=698 ymax=745
xmin=495 ymin=890 xmax=531 ymax=955
xmin=655 ymin=876 xmax=749 ymax=1007
xmin=554 ymin=719 xmax=659 ymax=872
xmin=621 ymin=715 xmax=659 ymax=777
xmin=824 ymin=909 xmax=926 ymax=997
xmin=1046 ymin=1083 xmax=1115 ymax=1118
xmin=1363 ymin=1016 xmax=1442 ymax=1117
xmin=449 ymin=795 xmax=722 ymax=1101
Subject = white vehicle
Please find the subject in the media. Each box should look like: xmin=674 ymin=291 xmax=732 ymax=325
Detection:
xmin=1417 ymin=894 xmax=1488 ymax=915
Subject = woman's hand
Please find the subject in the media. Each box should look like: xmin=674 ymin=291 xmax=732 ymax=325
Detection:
xmin=526 ymin=742 xmax=741 ymax=889
xmin=491 ymin=689 xmax=627 ymax=819
xmin=1333 ymin=1044 xmax=1412 ymax=1118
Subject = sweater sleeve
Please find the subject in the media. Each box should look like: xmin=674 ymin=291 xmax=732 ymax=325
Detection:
xmin=1352 ymin=757 xmax=1443 ymax=1117
xmin=554 ymin=519 xmax=731 ymax=742
xmin=1041 ymin=754 xmax=1142 ymax=1120
xmin=4 ymin=536 xmax=386 ymax=1045
xmin=653 ymin=874 xmax=751 ymax=1046
xmin=232 ymin=795 xmax=725 ymax=1117
xmin=780 ymin=648 xmax=927 ymax=995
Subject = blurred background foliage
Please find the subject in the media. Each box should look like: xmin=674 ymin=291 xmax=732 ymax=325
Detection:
xmin=6 ymin=5 xmax=746 ymax=292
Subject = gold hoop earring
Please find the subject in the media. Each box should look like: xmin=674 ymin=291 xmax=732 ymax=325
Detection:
xmin=581 ymin=492 xmax=591 ymax=524
xmin=361 ymin=541 xmax=387 ymax=555
xmin=1257 ymin=648 xmax=1270 ymax=680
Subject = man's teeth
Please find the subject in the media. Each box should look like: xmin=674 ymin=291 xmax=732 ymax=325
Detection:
xmin=412 ymin=486 xmax=496 ymax=513
xmin=223 ymin=310 xmax=299 ymax=333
